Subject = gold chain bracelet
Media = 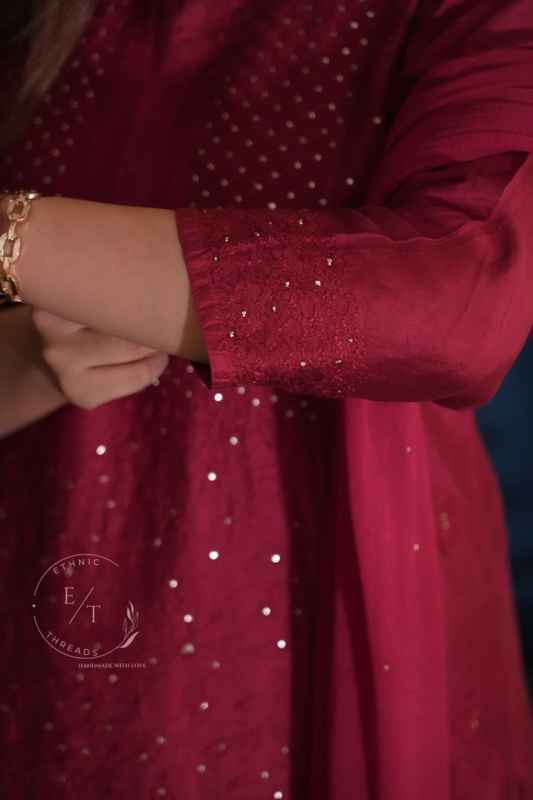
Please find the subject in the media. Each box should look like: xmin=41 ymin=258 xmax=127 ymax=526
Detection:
xmin=0 ymin=189 xmax=42 ymax=304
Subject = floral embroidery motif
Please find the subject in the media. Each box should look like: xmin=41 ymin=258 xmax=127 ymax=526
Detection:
xmin=198 ymin=208 xmax=369 ymax=397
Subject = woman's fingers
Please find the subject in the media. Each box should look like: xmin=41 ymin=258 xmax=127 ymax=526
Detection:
xmin=31 ymin=306 xmax=169 ymax=409
xmin=57 ymin=327 xmax=159 ymax=366
xmin=33 ymin=308 xmax=158 ymax=364
xmin=31 ymin=307 xmax=84 ymax=341
xmin=60 ymin=352 xmax=170 ymax=410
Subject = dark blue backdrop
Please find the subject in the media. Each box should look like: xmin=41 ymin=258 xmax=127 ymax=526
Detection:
xmin=476 ymin=339 xmax=533 ymax=691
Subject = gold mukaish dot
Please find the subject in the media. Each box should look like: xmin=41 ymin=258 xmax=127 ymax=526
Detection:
xmin=242 ymin=311 xmax=247 ymax=317
xmin=315 ymin=280 xmax=321 ymax=286
xmin=326 ymin=257 xmax=333 ymax=265
xmin=335 ymin=359 xmax=342 ymax=364
xmin=213 ymin=256 xmax=218 ymax=261
xmin=298 ymin=218 xmax=304 ymax=224
xmin=271 ymin=306 xmax=277 ymax=311
xmin=406 ymin=446 xmax=411 ymax=452
xmin=285 ymin=281 xmax=290 ymax=287
xmin=229 ymin=331 xmax=235 ymax=337
xmin=224 ymin=236 xmax=230 ymax=242
xmin=180 ymin=643 xmax=195 ymax=656
xmin=413 ymin=543 xmax=420 ymax=551
xmin=383 ymin=664 xmax=390 ymax=671
xmin=300 ymin=361 xmax=307 ymax=367
xmin=254 ymin=231 xmax=261 ymax=237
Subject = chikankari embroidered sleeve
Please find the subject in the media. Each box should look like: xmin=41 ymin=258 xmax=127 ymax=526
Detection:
xmin=176 ymin=0 xmax=533 ymax=409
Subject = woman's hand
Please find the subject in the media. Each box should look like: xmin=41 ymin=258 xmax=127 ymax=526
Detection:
xmin=31 ymin=308 xmax=169 ymax=410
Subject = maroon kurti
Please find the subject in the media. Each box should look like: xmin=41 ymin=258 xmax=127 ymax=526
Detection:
xmin=1 ymin=0 xmax=533 ymax=798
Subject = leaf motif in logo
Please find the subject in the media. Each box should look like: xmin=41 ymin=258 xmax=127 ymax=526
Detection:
xmin=117 ymin=631 xmax=140 ymax=649
xmin=123 ymin=618 xmax=128 ymax=634
xmin=126 ymin=603 xmax=133 ymax=623
xmin=132 ymin=612 xmax=139 ymax=632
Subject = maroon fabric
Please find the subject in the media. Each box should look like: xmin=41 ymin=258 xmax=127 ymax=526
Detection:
xmin=1 ymin=1 xmax=533 ymax=798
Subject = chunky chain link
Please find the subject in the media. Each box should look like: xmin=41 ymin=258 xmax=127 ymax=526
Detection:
xmin=0 ymin=189 xmax=42 ymax=304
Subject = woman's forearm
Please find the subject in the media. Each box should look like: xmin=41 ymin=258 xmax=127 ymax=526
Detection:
xmin=1 ymin=196 xmax=209 ymax=363
xmin=0 ymin=304 xmax=67 ymax=440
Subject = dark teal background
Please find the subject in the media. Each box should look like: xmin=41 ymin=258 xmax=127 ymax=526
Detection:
xmin=476 ymin=339 xmax=533 ymax=695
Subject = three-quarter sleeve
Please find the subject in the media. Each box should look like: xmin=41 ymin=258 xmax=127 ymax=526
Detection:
xmin=176 ymin=0 xmax=533 ymax=410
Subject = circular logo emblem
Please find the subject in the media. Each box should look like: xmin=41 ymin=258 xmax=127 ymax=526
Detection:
xmin=33 ymin=553 xmax=140 ymax=659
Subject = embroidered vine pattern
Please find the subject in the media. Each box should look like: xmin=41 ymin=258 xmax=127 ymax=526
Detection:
xmin=198 ymin=208 xmax=369 ymax=398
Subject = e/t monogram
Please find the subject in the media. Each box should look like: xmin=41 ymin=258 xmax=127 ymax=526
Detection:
xmin=64 ymin=587 xmax=101 ymax=623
